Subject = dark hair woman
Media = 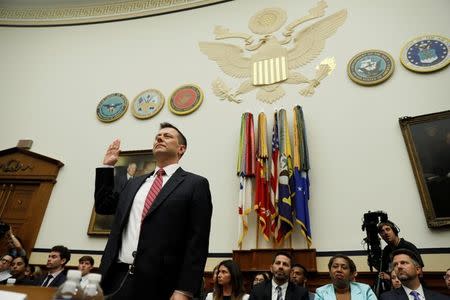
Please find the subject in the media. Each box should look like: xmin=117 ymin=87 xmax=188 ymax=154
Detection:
xmin=205 ymin=259 xmax=249 ymax=300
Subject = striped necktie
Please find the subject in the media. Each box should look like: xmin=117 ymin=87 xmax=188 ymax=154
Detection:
xmin=276 ymin=285 xmax=282 ymax=300
xmin=410 ymin=290 xmax=421 ymax=300
xmin=141 ymin=168 xmax=165 ymax=221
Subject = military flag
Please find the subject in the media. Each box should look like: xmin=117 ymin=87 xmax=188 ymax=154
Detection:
xmin=237 ymin=112 xmax=255 ymax=248
xmin=292 ymin=105 xmax=312 ymax=247
xmin=270 ymin=111 xmax=280 ymax=241
xmin=276 ymin=109 xmax=294 ymax=242
xmin=254 ymin=112 xmax=271 ymax=241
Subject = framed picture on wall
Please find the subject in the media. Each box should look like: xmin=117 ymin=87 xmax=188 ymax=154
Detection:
xmin=399 ymin=110 xmax=450 ymax=228
xmin=87 ymin=149 xmax=155 ymax=236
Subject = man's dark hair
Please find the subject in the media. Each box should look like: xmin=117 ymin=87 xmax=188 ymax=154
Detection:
xmin=377 ymin=220 xmax=399 ymax=236
xmin=51 ymin=245 xmax=71 ymax=266
xmin=273 ymin=251 xmax=293 ymax=265
xmin=292 ymin=263 xmax=309 ymax=279
xmin=160 ymin=122 xmax=187 ymax=147
xmin=79 ymin=255 xmax=94 ymax=265
xmin=390 ymin=248 xmax=420 ymax=267
xmin=328 ymin=254 xmax=357 ymax=274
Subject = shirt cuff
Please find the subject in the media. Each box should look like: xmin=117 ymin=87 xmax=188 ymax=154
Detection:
xmin=174 ymin=290 xmax=193 ymax=298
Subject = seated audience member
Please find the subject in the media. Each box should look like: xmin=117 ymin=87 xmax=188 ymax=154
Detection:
xmin=24 ymin=264 xmax=36 ymax=280
xmin=34 ymin=245 xmax=71 ymax=287
xmin=78 ymin=255 xmax=95 ymax=288
xmin=0 ymin=254 xmax=13 ymax=282
xmin=445 ymin=268 xmax=450 ymax=290
xmin=377 ymin=220 xmax=423 ymax=282
xmin=205 ymin=265 xmax=219 ymax=298
xmin=315 ymin=254 xmax=377 ymax=300
xmin=5 ymin=229 xmax=26 ymax=257
xmin=205 ymin=259 xmax=249 ymax=300
xmin=3 ymin=256 xmax=34 ymax=285
xmin=249 ymin=252 xmax=309 ymax=300
xmin=390 ymin=269 xmax=401 ymax=290
xmin=290 ymin=264 xmax=315 ymax=300
xmin=380 ymin=249 xmax=449 ymax=300
xmin=252 ymin=272 xmax=269 ymax=287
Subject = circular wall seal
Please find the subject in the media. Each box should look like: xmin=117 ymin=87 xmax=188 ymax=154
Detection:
xmin=168 ymin=84 xmax=204 ymax=115
xmin=347 ymin=50 xmax=395 ymax=85
xmin=131 ymin=89 xmax=165 ymax=119
xmin=249 ymin=7 xmax=287 ymax=35
xmin=400 ymin=35 xmax=449 ymax=73
xmin=96 ymin=93 xmax=128 ymax=122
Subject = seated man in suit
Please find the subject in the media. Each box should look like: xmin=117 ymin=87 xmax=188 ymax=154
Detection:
xmin=3 ymin=255 xmax=34 ymax=285
xmin=380 ymin=249 xmax=449 ymax=300
xmin=78 ymin=255 xmax=95 ymax=289
xmin=249 ymin=252 xmax=309 ymax=300
xmin=35 ymin=245 xmax=71 ymax=287
xmin=0 ymin=254 xmax=13 ymax=282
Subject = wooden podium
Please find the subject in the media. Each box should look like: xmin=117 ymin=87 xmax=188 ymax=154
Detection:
xmin=0 ymin=285 xmax=56 ymax=300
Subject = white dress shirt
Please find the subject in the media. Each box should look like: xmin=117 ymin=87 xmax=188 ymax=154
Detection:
xmin=271 ymin=279 xmax=288 ymax=300
xmin=118 ymin=164 xmax=180 ymax=264
xmin=80 ymin=274 xmax=89 ymax=289
xmin=403 ymin=284 xmax=426 ymax=300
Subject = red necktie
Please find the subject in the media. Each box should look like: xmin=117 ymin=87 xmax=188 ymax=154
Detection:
xmin=141 ymin=168 xmax=165 ymax=221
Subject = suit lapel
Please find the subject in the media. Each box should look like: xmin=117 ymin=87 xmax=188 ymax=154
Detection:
xmin=285 ymin=283 xmax=294 ymax=300
xmin=144 ymin=167 xmax=186 ymax=217
xmin=265 ymin=281 xmax=273 ymax=300
xmin=398 ymin=288 xmax=410 ymax=300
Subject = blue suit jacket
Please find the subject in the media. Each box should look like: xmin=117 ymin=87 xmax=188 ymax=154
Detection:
xmin=315 ymin=282 xmax=377 ymax=300
xmin=380 ymin=286 xmax=450 ymax=300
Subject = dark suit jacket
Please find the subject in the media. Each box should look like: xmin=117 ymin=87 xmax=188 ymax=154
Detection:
xmin=380 ymin=286 xmax=450 ymax=300
xmin=95 ymin=167 xmax=213 ymax=299
xmin=34 ymin=271 xmax=67 ymax=288
xmin=249 ymin=280 xmax=309 ymax=300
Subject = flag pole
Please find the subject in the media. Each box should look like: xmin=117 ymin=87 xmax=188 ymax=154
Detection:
xmin=256 ymin=213 xmax=259 ymax=249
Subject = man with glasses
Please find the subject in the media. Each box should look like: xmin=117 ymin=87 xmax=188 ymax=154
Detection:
xmin=0 ymin=254 xmax=13 ymax=282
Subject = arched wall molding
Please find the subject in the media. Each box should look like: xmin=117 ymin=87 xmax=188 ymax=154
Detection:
xmin=0 ymin=0 xmax=232 ymax=26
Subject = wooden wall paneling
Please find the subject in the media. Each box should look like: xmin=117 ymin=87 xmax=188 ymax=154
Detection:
xmin=0 ymin=147 xmax=63 ymax=256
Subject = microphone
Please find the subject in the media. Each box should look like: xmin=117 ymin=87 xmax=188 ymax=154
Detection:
xmin=104 ymin=252 xmax=137 ymax=299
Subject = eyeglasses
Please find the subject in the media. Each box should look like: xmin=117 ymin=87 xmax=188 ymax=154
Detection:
xmin=444 ymin=275 xmax=450 ymax=280
xmin=0 ymin=258 xmax=12 ymax=264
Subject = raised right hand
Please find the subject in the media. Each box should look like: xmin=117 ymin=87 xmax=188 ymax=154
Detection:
xmin=103 ymin=139 xmax=121 ymax=166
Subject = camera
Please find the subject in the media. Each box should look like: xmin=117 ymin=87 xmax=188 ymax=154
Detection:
xmin=361 ymin=211 xmax=388 ymax=272
xmin=0 ymin=222 xmax=10 ymax=239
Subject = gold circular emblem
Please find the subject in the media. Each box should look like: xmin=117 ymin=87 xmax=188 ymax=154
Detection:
xmin=249 ymin=7 xmax=287 ymax=35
